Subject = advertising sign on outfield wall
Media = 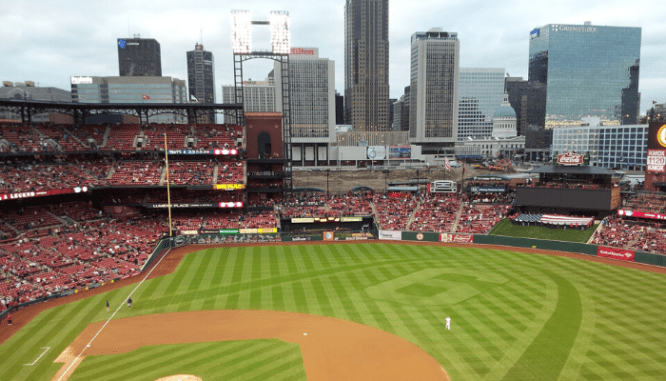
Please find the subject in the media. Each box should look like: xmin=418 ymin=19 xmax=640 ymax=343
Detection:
xmin=597 ymin=246 xmax=635 ymax=262
xmin=378 ymin=230 xmax=402 ymax=240
xmin=440 ymin=234 xmax=474 ymax=243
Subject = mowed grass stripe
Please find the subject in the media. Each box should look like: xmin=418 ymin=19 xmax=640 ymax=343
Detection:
xmin=0 ymin=295 xmax=102 ymax=380
xmin=239 ymin=246 xmax=255 ymax=284
xmin=22 ymin=294 xmax=112 ymax=380
xmin=259 ymin=245 xmax=273 ymax=281
xmin=189 ymin=250 xmax=222 ymax=311
xmin=501 ymin=269 xmax=582 ymax=381
xmin=148 ymin=252 xmax=198 ymax=313
xmin=170 ymin=251 xmax=209 ymax=311
xmin=296 ymin=245 xmax=317 ymax=273
xmin=205 ymin=340 xmax=300 ymax=379
xmin=301 ymin=278 xmax=328 ymax=316
xmin=71 ymin=340 xmax=300 ymax=381
xmin=328 ymin=273 xmax=364 ymax=323
xmin=267 ymin=245 xmax=281 ymax=279
xmin=71 ymin=340 xmax=209 ymax=380
xmin=243 ymin=355 xmax=306 ymax=381
xmin=228 ymin=348 xmax=305 ymax=381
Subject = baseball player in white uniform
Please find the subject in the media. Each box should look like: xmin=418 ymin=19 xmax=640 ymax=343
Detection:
xmin=445 ymin=316 xmax=451 ymax=330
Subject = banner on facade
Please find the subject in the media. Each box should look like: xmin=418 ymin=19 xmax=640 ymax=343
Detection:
xmin=440 ymin=234 xmax=474 ymax=243
xmin=597 ymin=246 xmax=634 ymax=262
xmin=378 ymin=230 xmax=402 ymax=240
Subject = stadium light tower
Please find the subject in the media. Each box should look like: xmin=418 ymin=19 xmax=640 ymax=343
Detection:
xmin=230 ymin=10 xmax=293 ymax=191
xmin=231 ymin=10 xmax=252 ymax=54
xmin=269 ymin=11 xmax=290 ymax=54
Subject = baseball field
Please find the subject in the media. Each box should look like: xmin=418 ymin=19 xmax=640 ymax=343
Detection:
xmin=1 ymin=242 xmax=666 ymax=380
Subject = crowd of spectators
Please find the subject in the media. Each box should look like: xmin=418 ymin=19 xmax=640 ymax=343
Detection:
xmin=216 ymin=161 xmax=244 ymax=184
xmin=372 ymin=193 xmax=419 ymax=231
xmin=0 ymin=162 xmax=105 ymax=193
xmin=168 ymin=161 xmax=215 ymax=185
xmin=409 ymin=194 xmax=462 ymax=233
xmin=0 ymin=207 xmax=166 ymax=311
xmin=108 ymin=161 xmax=163 ymax=186
xmin=593 ymin=217 xmax=649 ymax=250
xmin=0 ymin=122 xmax=242 ymax=153
xmin=327 ymin=194 xmax=373 ymax=217
xmin=456 ymin=203 xmax=511 ymax=234
xmin=623 ymin=193 xmax=666 ymax=213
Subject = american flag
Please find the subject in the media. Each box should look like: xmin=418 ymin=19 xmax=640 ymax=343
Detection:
xmin=444 ymin=157 xmax=451 ymax=171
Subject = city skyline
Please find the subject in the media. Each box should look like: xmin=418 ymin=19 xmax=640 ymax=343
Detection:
xmin=2 ymin=0 xmax=665 ymax=115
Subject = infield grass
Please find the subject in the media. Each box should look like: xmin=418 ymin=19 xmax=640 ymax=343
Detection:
xmin=68 ymin=340 xmax=306 ymax=381
xmin=489 ymin=218 xmax=598 ymax=243
xmin=1 ymin=243 xmax=666 ymax=381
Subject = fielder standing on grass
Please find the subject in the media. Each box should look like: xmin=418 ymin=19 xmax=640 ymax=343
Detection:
xmin=127 ymin=297 xmax=132 ymax=309
xmin=106 ymin=300 xmax=109 ymax=312
xmin=445 ymin=316 xmax=451 ymax=331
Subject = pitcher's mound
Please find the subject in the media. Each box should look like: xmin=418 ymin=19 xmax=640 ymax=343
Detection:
xmin=155 ymin=375 xmax=202 ymax=381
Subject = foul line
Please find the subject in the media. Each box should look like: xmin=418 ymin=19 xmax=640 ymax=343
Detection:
xmin=24 ymin=347 xmax=50 ymax=366
xmin=55 ymin=248 xmax=172 ymax=381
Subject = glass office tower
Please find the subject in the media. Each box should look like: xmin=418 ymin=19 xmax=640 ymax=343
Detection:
xmin=457 ymin=68 xmax=505 ymax=141
xmin=526 ymin=22 xmax=641 ymax=160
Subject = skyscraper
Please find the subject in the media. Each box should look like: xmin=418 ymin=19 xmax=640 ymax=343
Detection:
xmin=526 ymin=22 xmax=641 ymax=160
xmin=409 ymin=30 xmax=459 ymax=149
xmin=344 ymin=0 xmax=389 ymax=131
xmin=275 ymin=47 xmax=336 ymax=143
xmin=457 ymin=68 xmax=505 ymax=140
xmin=505 ymin=76 xmax=527 ymax=136
xmin=187 ymin=43 xmax=215 ymax=123
xmin=117 ymin=37 xmax=162 ymax=77
xmin=222 ymin=80 xmax=276 ymax=124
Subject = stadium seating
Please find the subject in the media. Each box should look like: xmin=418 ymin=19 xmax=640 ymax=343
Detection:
xmin=216 ymin=161 xmax=245 ymax=184
xmin=372 ymin=194 xmax=419 ymax=231
xmin=327 ymin=194 xmax=374 ymax=217
xmin=193 ymin=124 xmax=239 ymax=149
xmin=33 ymin=124 xmax=89 ymax=151
xmin=140 ymin=124 xmax=189 ymax=151
xmin=0 ymin=163 xmax=106 ymax=193
xmin=168 ymin=161 xmax=215 ymax=185
xmin=108 ymin=161 xmax=163 ymax=185
xmin=456 ymin=203 xmax=511 ymax=234
xmin=593 ymin=218 xmax=647 ymax=249
xmin=102 ymin=124 xmax=141 ymax=151
xmin=409 ymin=194 xmax=462 ymax=233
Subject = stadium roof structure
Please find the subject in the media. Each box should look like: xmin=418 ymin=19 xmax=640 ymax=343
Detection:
xmin=528 ymin=165 xmax=615 ymax=176
xmin=0 ymin=99 xmax=243 ymax=124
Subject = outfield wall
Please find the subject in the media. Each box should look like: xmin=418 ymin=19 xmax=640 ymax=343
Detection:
xmin=375 ymin=229 xmax=666 ymax=268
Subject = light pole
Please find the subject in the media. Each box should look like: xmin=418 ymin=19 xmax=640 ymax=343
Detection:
xmin=326 ymin=169 xmax=330 ymax=197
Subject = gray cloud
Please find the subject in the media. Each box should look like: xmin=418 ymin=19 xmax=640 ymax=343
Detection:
xmin=1 ymin=0 xmax=663 ymax=114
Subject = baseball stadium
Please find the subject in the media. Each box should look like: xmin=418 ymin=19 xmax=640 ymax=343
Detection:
xmin=1 ymin=100 xmax=666 ymax=381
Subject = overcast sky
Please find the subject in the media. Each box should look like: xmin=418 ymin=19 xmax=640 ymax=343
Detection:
xmin=2 ymin=0 xmax=665 ymax=115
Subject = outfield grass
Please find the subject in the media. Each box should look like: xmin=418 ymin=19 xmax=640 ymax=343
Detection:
xmin=489 ymin=218 xmax=598 ymax=243
xmin=1 ymin=243 xmax=666 ymax=381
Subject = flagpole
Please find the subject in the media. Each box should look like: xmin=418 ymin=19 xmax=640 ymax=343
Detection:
xmin=164 ymin=133 xmax=173 ymax=237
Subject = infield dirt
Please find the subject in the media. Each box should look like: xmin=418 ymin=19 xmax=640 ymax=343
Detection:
xmin=53 ymin=309 xmax=450 ymax=381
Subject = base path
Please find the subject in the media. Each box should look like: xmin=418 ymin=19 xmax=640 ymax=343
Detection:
xmin=54 ymin=310 xmax=450 ymax=381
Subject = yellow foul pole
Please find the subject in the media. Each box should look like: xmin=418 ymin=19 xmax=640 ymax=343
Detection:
xmin=164 ymin=133 xmax=173 ymax=237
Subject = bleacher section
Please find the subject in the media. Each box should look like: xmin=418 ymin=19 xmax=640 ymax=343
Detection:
xmin=372 ymin=194 xmax=419 ymax=231
xmin=457 ymin=204 xmax=511 ymax=234
xmin=409 ymin=194 xmax=462 ymax=233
